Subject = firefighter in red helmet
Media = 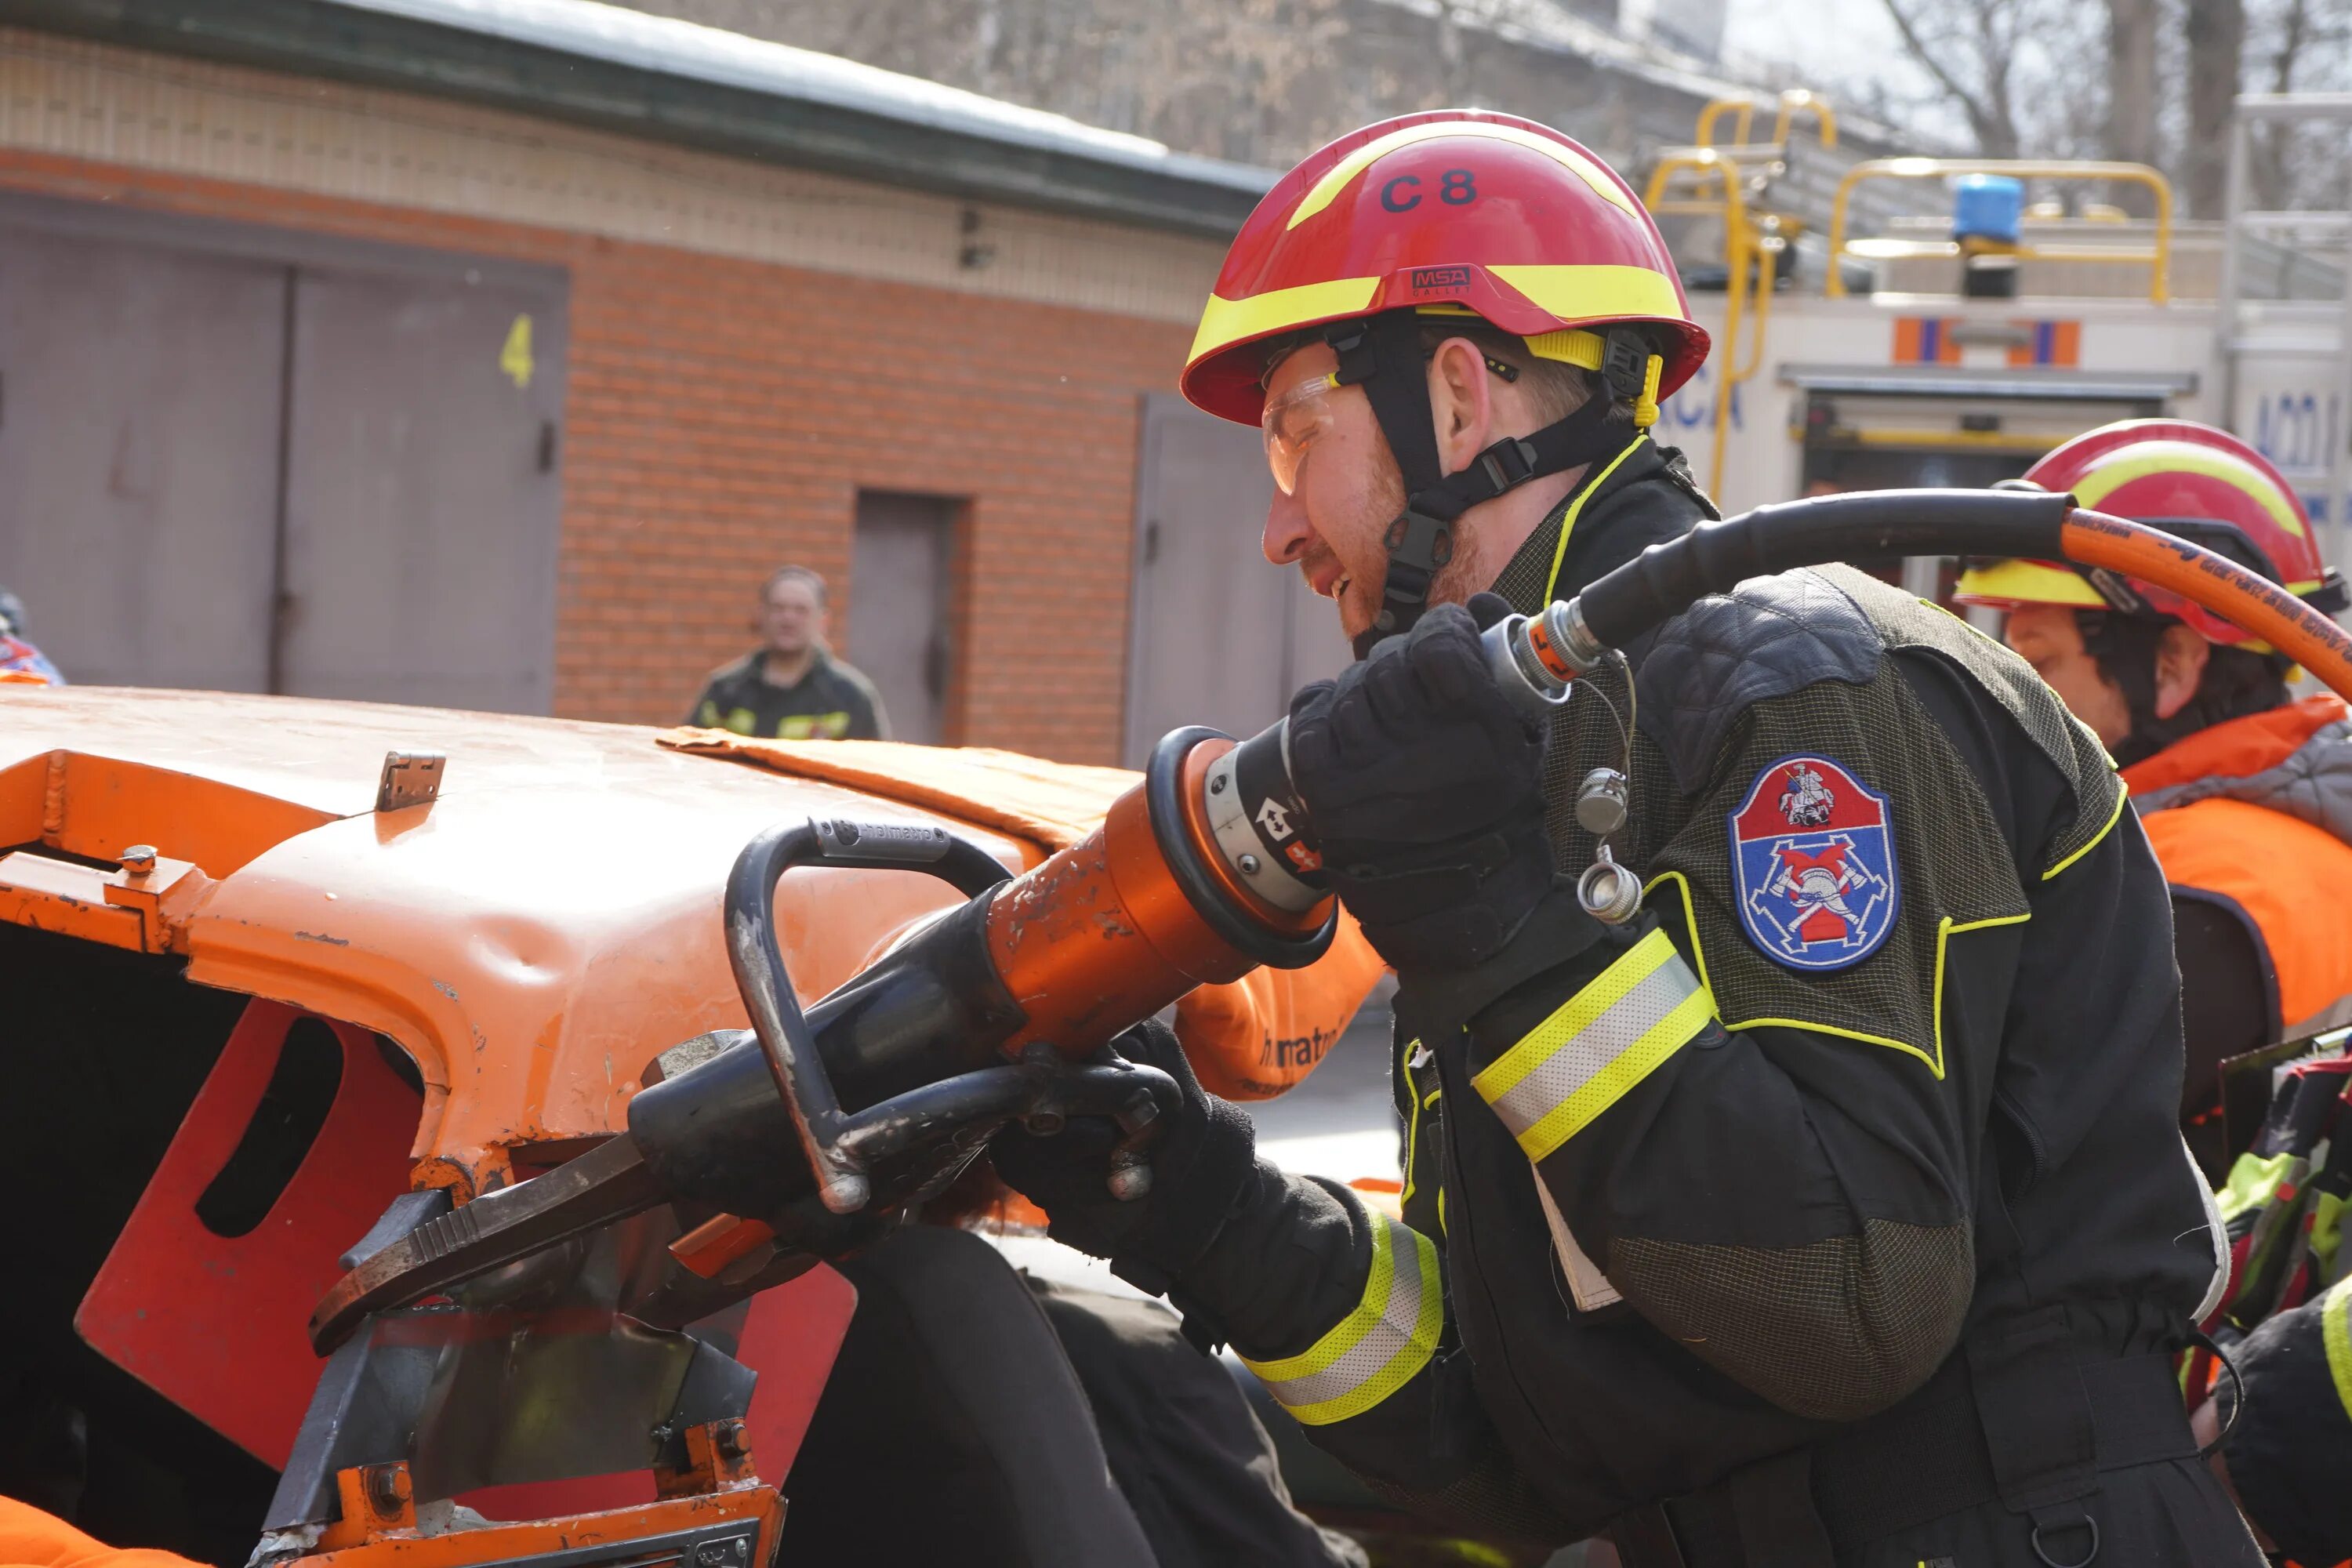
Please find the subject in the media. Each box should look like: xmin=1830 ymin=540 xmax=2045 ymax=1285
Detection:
xmin=1181 ymin=112 xmax=1714 ymax=657
xmin=1957 ymin=421 xmax=2352 ymax=1174
xmin=995 ymin=114 xmax=2256 ymax=1566
xmin=1958 ymin=421 xmax=2352 ymax=1566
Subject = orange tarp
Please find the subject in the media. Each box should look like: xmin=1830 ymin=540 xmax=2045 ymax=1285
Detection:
xmin=659 ymin=731 xmax=1388 ymax=1099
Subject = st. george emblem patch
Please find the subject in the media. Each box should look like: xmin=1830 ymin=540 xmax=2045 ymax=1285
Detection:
xmin=1726 ymin=753 xmax=1900 ymax=972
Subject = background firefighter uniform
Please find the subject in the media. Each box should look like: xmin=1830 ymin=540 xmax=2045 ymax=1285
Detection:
xmin=2126 ymin=693 xmax=2352 ymax=1172
xmin=2212 ymin=1275 xmax=2352 ymax=1566
xmin=1207 ymin=443 xmax=2254 ymax=1563
xmin=2190 ymin=1037 xmax=2351 ymax=1565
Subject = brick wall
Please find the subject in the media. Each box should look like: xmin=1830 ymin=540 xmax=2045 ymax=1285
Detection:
xmin=0 ymin=151 xmax=1192 ymax=763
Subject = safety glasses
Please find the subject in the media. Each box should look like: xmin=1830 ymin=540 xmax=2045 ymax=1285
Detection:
xmin=1259 ymin=350 xmax=1526 ymax=495
xmin=1261 ymin=370 xmax=1341 ymax=496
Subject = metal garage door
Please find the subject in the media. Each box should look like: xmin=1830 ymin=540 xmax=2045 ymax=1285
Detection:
xmin=1122 ymin=394 xmax=1351 ymax=767
xmin=0 ymin=196 xmax=567 ymax=713
xmin=281 ymin=269 xmax=565 ymax=713
xmin=0 ymin=227 xmax=286 ymax=691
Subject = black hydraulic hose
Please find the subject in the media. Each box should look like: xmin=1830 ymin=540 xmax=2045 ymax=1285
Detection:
xmin=1576 ymin=488 xmax=2075 ymax=651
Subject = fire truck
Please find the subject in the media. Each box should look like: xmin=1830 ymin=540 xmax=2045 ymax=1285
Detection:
xmin=1642 ymin=89 xmax=2352 ymax=597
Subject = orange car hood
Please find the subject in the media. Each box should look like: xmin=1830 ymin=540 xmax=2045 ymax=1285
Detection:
xmin=0 ymin=684 xmax=1038 ymax=1196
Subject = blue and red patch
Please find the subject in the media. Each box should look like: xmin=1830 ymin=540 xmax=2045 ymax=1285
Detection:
xmin=1727 ymin=754 xmax=1900 ymax=972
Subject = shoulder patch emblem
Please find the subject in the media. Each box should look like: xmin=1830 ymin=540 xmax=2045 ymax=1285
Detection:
xmin=1727 ymin=754 xmax=1900 ymax=972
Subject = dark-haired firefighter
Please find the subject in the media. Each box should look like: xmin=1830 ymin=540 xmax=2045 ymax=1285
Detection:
xmin=1959 ymin=418 xmax=2352 ymax=1568
xmin=1957 ymin=419 xmax=2352 ymax=1181
xmin=993 ymin=111 xmax=2257 ymax=1566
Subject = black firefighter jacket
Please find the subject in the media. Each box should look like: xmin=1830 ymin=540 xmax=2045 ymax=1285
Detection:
xmin=1210 ymin=437 xmax=2253 ymax=1564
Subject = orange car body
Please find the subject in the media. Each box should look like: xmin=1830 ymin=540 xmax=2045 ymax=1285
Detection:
xmin=1 ymin=681 xmax=1384 ymax=1564
xmin=1 ymin=684 xmax=1040 ymax=1201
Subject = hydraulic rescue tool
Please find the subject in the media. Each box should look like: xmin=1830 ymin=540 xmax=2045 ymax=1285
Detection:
xmin=309 ymin=485 xmax=2352 ymax=1356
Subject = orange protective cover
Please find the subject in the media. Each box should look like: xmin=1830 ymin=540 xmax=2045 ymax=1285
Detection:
xmin=659 ymin=731 xmax=1388 ymax=1098
xmin=0 ymin=1497 xmax=204 ymax=1568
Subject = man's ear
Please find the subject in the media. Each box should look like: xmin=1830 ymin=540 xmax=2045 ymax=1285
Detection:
xmin=1428 ymin=336 xmax=1493 ymax=478
xmin=2151 ymin=622 xmax=2212 ymax=720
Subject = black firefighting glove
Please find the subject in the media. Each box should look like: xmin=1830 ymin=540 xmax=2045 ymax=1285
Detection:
xmin=1287 ymin=596 xmax=1555 ymax=974
xmin=990 ymin=1017 xmax=1256 ymax=1294
xmin=991 ymin=1017 xmax=1369 ymax=1354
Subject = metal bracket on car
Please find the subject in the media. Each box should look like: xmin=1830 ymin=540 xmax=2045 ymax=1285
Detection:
xmin=376 ymin=752 xmax=445 ymax=813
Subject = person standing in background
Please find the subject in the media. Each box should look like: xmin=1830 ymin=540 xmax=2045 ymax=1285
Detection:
xmin=0 ymin=585 xmax=64 ymax=684
xmin=688 ymin=565 xmax=889 ymax=739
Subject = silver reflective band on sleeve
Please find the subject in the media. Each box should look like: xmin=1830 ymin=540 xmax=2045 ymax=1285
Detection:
xmin=1471 ymin=926 xmax=1714 ymax=1162
xmin=1239 ymin=1211 xmax=1443 ymax=1426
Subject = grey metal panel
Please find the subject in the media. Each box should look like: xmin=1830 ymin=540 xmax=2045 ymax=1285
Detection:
xmin=0 ymin=227 xmax=285 ymax=690
xmin=278 ymin=266 xmax=567 ymax=713
xmin=0 ymin=191 xmax=569 ymax=300
xmin=848 ymin=492 xmax=955 ymax=746
xmin=1121 ymin=394 xmax=1350 ymax=768
xmin=5 ymin=0 xmax=1272 ymax=238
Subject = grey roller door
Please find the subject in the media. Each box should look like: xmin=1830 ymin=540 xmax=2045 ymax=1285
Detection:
xmin=0 ymin=227 xmax=285 ymax=691
xmin=1122 ymin=394 xmax=1350 ymax=767
xmin=279 ymin=268 xmax=566 ymax=714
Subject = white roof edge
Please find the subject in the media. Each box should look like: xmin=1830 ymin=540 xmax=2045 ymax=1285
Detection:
xmin=325 ymin=0 xmax=1277 ymax=194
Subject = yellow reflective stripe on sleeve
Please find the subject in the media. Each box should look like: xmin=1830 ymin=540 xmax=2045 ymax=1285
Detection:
xmin=2323 ymin=1275 xmax=2352 ymax=1423
xmin=1240 ymin=1212 xmax=1443 ymax=1426
xmin=1469 ymin=927 xmax=1715 ymax=1162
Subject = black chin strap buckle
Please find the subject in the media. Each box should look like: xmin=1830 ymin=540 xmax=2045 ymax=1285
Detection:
xmin=1363 ymin=509 xmax=1454 ymax=648
xmin=1476 ymin=437 xmax=1541 ymax=495
xmin=1381 ymin=507 xmax=1456 ymax=572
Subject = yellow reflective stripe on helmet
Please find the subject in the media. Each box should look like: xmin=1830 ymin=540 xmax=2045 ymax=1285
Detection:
xmin=2324 ymin=1274 xmax=2352 ymax=1423
xmin=1189 ymin=276 xmax=1382 ymax=370
xmin=1953 ymin=557 xmax=2107 ymax=610
xmin=1470 ymin=927 xmax=1714 ymax=1162
xmin=1240 ymin=1212 xmax=1443 ymax=1426
xmin=2071 ymin=443 xmax=2308 ymax=539
xmin=1287 ymin=122 xmax=1639 ymax=230
xmin=1490 ymin=263 xmax=1686 ymax=324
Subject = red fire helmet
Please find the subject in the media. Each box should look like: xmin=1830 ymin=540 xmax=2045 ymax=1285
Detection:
xmin=1178 ymin=111 xmax=1710 ymax=428
xmin=1957 ymin=419 xmax=2343 ymax=648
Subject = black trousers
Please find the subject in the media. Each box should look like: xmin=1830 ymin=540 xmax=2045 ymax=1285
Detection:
xmin=777 ymin=1225 xmax=1361 ymax=1568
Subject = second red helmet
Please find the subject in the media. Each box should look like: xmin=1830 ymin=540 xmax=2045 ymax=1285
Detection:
xmin=1957 ymin=419 xmax=2345 ymax=648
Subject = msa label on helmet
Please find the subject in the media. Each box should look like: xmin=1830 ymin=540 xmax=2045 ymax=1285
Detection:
xmin=1409 ymin=265 xmax=1475 ymax=298
xmin=1727 ymin=754 xmax=1900 ymax=973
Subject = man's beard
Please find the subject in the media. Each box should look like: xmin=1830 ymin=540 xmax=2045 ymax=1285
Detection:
xmin=1355 ymin=470 xmax=1496 ymax=634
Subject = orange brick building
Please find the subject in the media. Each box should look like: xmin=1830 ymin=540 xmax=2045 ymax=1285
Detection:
xmin=0 ymin=3 xmax=1336 ymax=764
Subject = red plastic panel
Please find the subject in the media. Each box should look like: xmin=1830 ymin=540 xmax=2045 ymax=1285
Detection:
xmin=732 ymin=1263 xmax=858 ymax=1478
xmin=75 ymin=1000 xmax=420 ymax=1465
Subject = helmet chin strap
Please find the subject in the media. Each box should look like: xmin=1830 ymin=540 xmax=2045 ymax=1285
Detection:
xmin=1326 ymin=313 xmax=1652 ymax=659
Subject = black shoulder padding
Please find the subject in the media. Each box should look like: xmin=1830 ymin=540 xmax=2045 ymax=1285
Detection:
xmin=1632 ymin=569 xmax=1880 ymax=793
